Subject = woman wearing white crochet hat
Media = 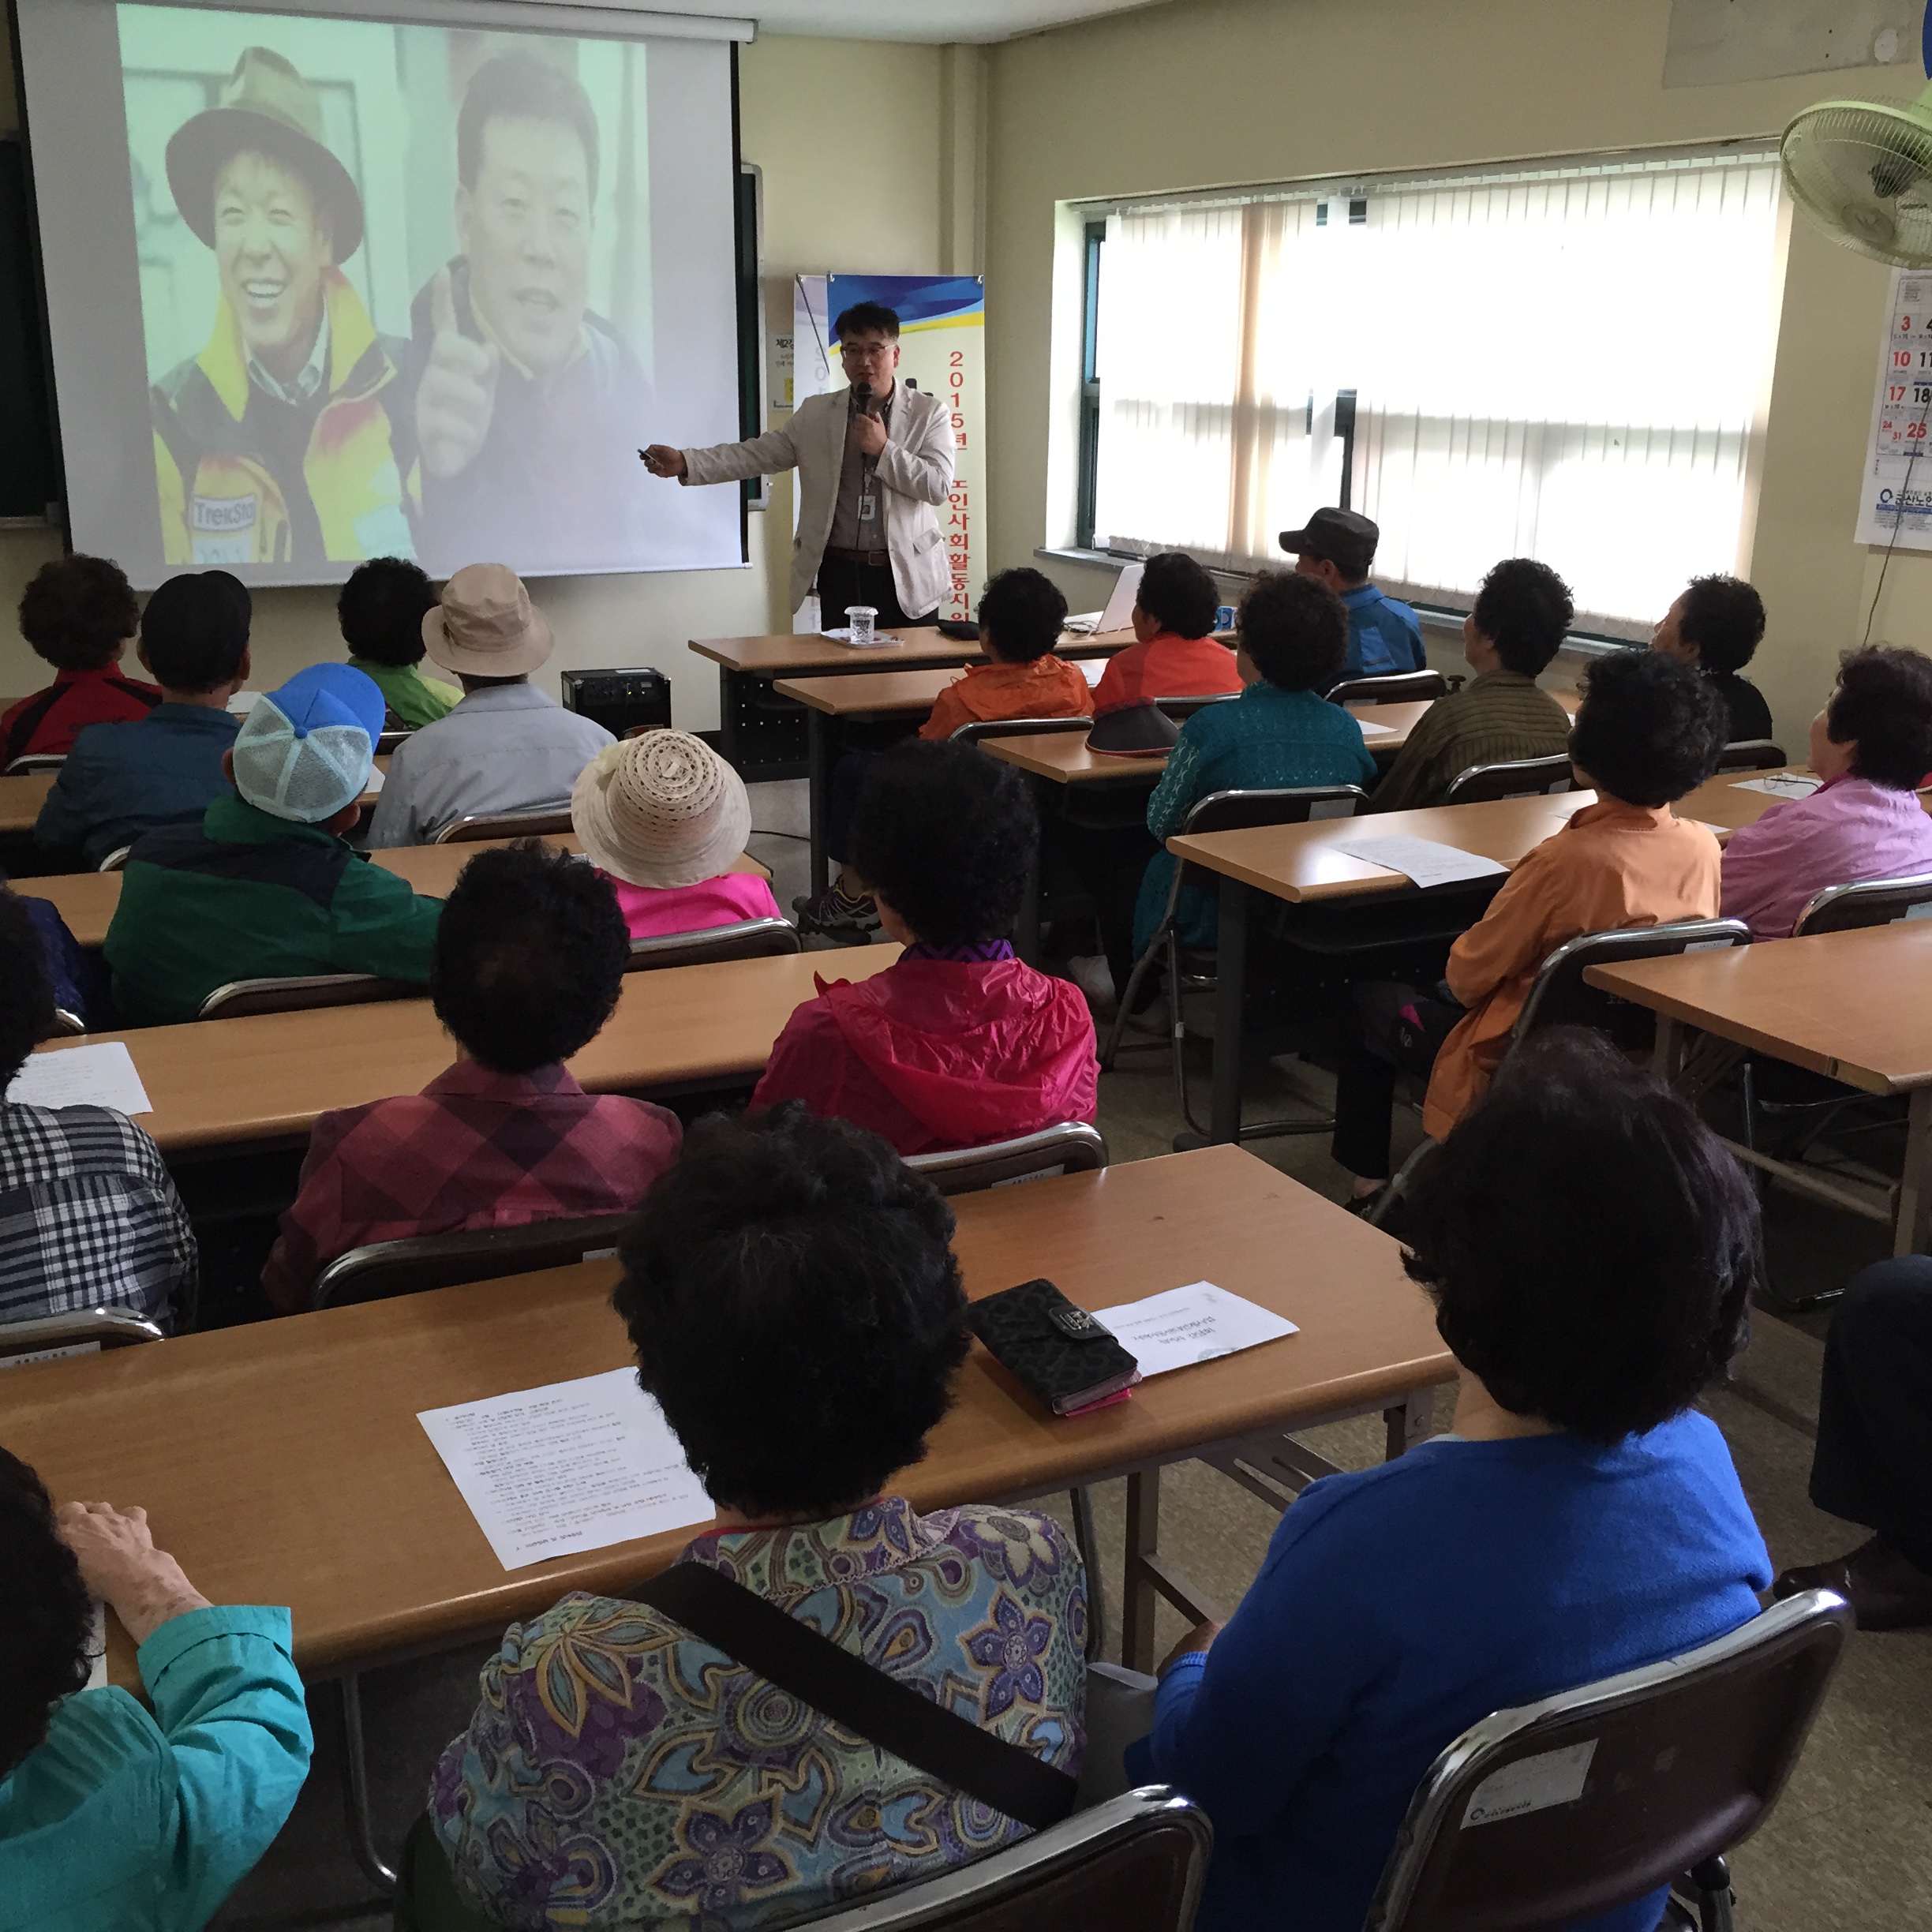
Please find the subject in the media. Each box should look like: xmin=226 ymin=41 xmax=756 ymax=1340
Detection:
xmin=571 ymin=730 xmax=781 ymax=938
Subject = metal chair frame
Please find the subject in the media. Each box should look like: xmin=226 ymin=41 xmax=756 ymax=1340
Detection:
xmin=1327 ymin=671 xmax=1448 ymax=708
xmin=1441 ymin=752 xmax=1574 ymax=806
xmin=1365 ymin=1589 xmax=1851 ymax=1932
xmin=3 ymin=753 xmax=66 ymax=777
xmin=792 ymin=1786 xmax=1211 ymax=1931
xmin=1102 ymin=784 xmax=1368 ymax=1144
xmin=309 ymin=1212 xmax=635 ymax=1311
xmin=0 ymin=1307 xmax=164 ymax=1360
xmin=97 ymin=845 xmax=133 ymax=873
xmin=197 ymin=972 xmax=419 ymax=1021
xmin=1368 ymin=917 xmax=1752 ymax=1228
xmin=948 ymin=716 xmax=1095 ymax=747
xmin=626 ymin=916 xmax=800 ymax=972
xmin=431 ymin=803 xmax=575 ymax=843
xmin=1155 ymin=692 xmax=1241 ymax=721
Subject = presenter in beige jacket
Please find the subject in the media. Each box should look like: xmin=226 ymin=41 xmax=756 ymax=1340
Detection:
xmin=641 ymin=301 xmax=955 ymax=628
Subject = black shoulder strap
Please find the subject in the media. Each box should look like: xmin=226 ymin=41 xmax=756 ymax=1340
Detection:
xmin=640 ymin=1561 xmax=1077 ymax=1831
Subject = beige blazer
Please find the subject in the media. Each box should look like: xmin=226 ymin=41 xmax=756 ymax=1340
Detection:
xmin=679 ymin=383 xmax=956 ymax=618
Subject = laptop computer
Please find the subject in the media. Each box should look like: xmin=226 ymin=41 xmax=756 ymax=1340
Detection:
xmin=1064 ymin=560 xmax=1145 ymax=635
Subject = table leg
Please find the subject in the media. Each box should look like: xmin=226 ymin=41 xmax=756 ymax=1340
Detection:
xmin=1384 ymin=1387 xmax=1435 ymax=1459
xmin=1121 ymin=1468 xmax=1161 ymax=1672
xmin=1653 ymin=1013 xmax=1683 ymax=1082
xmin=807 ymin=710 xmax=831 ymax=900
xmin=1896 ymin=1085 xmax=1932 ymax=1257
xmin=339 ymin=1675 xmax=399 ymax=1893
xmin=1209 ymin=875 xmax=1249 ymax=1144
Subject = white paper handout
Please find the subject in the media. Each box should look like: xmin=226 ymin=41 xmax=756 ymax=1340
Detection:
xmin=361 ymin=766 xmax=385 ymax=794
xmin=1077 ymin=657 xmax=1106 ymax=687
xmin=1330 ymin=836 xmax=1509 ymax=890
xmin=819 ymin=625 xmax=898 ymax=648
xmin=8 ymin=1041 xmax=153 ymax=1117
xmin=418 ymin=1367 xmax=713 ymax=1571
xmin=1730 ymin=773 xmax=1820 ymax=799
xmin=1092 ymin=1281 xmax=1297 ymax=1377
xmin=1355 ymin=720 xmax=1398 ymax=740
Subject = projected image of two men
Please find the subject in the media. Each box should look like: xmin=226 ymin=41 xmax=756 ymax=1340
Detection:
xmin=123 ymin=7 xmax=665 ymax=575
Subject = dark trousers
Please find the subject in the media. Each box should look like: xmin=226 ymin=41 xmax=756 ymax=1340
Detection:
xmin=1065 ymin=822 xmax=1161 ymax=998
xmin=828 ymin=748 xmax=879 ymax=869
xmin=1330 ymin=982 xmax=1462 ymax=1180
xmin=1811 ymin=1257 xmax=1932 ymax=1571
xmin=816 ymin=552 xmax=936 ymax=631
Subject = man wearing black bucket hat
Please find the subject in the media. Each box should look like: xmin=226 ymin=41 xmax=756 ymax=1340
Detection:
xmin=149 ymin=47 xmax=416 ymax=567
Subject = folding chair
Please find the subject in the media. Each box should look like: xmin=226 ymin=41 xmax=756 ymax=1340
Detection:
xmin=1441 ymin=752 xmax=1574 ymax=806
xmin=1156 ymin=693 xmax=1241 ymax=721
xmin=309 ymin=1211 xmax=635 ymax=1311
xmin=907 ymin=1121 xmax=1113 ymax=1656
xmin=3 ymin=753 xmax=66 ymax=777
xmin=374 ymin=728 xmax=410 ymax=754
xmin=948 ymin=717 xmax=1095 ymax=747
xmin=0 ymin=1307 xmax=165 ymax=1362
xmin=1713 ymin=739 xmax=1788 ymax=773
xmin=1101 ymin=784 xmax=1368 ymax=1143
xmin=97 ymin=845 xmax=133 ymax=873
xmin=626 ymin=916 xmax=799 ymax=972
xmin=1368 ymin=917 xmax=1751 ymax=1227
xmin=43 ymin=1009 xmax=86 ymax=1039
xmin=795 ymin=1786 xmax=1212 ymax=1932
xmin=1365 ymin=1589 xmax=1851 ymax=1932
xmin=198 ymin=972 xmax=419 ymax=1020
xmin=1327 ymin=671 xmax=1448 ymax=707
xmin=431 ymin=804 xmax=575 ymax=843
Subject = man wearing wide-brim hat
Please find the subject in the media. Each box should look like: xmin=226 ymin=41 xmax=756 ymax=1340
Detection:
xmin=149 ymin=47 xmax=417 ymax=569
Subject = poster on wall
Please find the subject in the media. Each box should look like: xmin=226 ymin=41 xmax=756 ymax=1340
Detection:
xmin=793 ymin=273 xmax=985 ymax=621
xmin=1856 ymin=266 xmax=1932 ymax=551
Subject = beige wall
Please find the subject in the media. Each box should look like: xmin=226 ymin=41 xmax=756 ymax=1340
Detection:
xmin=983 ymin=0 xmax=1923 ymax=751
xmin=0 ymin=32 xmax=949 ymax=731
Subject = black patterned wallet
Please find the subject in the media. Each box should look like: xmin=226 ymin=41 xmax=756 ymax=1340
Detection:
xmin=966 ymin=1279 xmax=1142 ymax=1417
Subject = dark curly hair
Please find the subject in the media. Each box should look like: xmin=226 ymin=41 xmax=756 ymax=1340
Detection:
xmin=1135 ymin=552 xmax=1220 ymax=640
xmin=1571 ymin=649 xmax=1725 ymax=807
xmin=0 ymin=893 xmax=55 ymax=1090
xmin=337 ymin=558 xmax=440 ymax=668
xmin=852 ymin=739 xmax=1036 ymax=945
xmin=976 ymin=567 xmax=1069 ymax=665
xmin=140 ymin=572 xmax=250 ymax=693
xmin=1825 ymin=646 xmax=1932 ymax=790
xmin=430 ymin=841 xmax=628 ymax=1074
xmin=1404 ymin=1028 xmax=1757 ymax=1441
xmin=19 ymin=556 xmax=140 ymax=672
xmin=615 ymin=1106 xmax=968 ymax=1515
xmin=1237 ymin=569 xmax=1347 ymax=691
xmin=1677 ymin=575 xmax=1765 ymax=677
xmin=0 ymin=1447 xmax=93 ymax=1779
xmin=1472 ymin=557 xmax=1574 ymax=677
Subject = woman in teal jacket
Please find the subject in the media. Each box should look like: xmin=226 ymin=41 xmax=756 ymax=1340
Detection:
xmin=1133 ymin=571 xmax=1376 ymax=960
xmin=0 ymin=1451 xmax=311 ymax=1930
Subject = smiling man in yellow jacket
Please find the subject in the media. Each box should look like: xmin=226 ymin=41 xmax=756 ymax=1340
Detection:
xmin=149 ymin=47 xmax=416 ymax=568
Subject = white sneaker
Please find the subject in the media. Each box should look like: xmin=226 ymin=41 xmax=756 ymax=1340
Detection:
xmin=1067 ymin=954 xmax=1118 ymax=1018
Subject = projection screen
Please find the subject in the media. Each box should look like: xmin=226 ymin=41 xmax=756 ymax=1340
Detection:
xmin=12 ymin=0 xmax=746 ymax=588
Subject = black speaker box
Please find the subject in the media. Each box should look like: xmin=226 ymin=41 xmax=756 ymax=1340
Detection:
xmin=559 ymin=666 xmax=673 ymax=736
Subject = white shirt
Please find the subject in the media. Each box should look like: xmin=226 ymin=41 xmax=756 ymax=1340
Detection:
xmin=365 ymin=683 xmax=613 ymax=848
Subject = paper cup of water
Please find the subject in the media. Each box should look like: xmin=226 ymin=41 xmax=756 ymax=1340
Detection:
xmin=848 ymin=605 xmax=880 ymax=648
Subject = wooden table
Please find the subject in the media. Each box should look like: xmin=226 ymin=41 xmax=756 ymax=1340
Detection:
xmin=2 ymin=1144 xmax=1447 ymax=1692
xmin=33 ymin=945 xmax=897 ymax=1159
xmin=1586 ymin=922 xmax=1932 ymax=1254
xmin=17 ymin=841 xmax=772 ymax=949
xmin=0 ymin=758 xmax=394 ymax=841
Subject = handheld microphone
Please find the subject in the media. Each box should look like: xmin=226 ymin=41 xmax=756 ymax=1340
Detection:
xmin=856 ymin=380 xmax=877 ymax=417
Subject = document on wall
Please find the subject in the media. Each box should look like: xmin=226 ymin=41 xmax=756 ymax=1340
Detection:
xmin=1092 ymin=1281 xmax=1297 ymax=1378
xmin=1856 ymin=268 xmax=1932 ymax=550
xmin=418 ymin=1368 xmax=714 ymax=1571
xmin=1330 ymin=836 xmax=1509 ymax=890
xmin=7 ymin=1041 xmax=152 ymax=1117
xmin=1730 ymin=773 xmax=1821 ymax=799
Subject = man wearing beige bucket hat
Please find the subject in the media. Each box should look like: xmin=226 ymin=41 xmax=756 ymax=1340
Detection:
xmin=149 ymin=47 xmax=416 ymax=567
xmin=572 ymin=731 xmax=781 ymax=938
xmin=368 ymin=563 xmax=612 ymax=847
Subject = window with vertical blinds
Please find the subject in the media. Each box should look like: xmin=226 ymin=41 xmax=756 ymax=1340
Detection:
xmin=1087 ymin=150 xmax=1785 ymax=635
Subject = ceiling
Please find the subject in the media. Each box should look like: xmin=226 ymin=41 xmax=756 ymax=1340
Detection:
xmin=643 ymin=0 xmax=1166 ymax=40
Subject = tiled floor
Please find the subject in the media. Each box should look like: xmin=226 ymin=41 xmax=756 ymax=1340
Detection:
xmin=213 ymin=788 xmax=1931 ymax=1929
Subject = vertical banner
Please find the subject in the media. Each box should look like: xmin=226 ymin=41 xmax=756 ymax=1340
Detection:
xmin=795 ymin=273 xmax=986 ymax=621
xmin=1856 ymin=265 xmax=1932 ymax=551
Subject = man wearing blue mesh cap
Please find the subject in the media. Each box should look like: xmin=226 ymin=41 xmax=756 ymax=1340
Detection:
xmin=105 ymin=665 xmax=443 ymax=1026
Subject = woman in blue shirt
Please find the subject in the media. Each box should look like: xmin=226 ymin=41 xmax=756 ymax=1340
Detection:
xmin=1132 ymin=570 xmax=1376 ymax=965
xmin=1124 ymin=1027 xmax=1772 ymax=1932
xmin=0 ymin=1452 xmax=311 ymax=1930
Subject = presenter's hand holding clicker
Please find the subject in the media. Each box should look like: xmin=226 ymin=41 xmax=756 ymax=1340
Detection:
xmin=640 ymin=444 xmax=688 ymax=478
xmin=417 ymin=268 xmax=500 ymax=481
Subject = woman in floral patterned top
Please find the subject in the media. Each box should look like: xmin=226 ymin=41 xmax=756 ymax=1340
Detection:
xmin=410 ymin=1105 xmax=1088 ymax=1930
